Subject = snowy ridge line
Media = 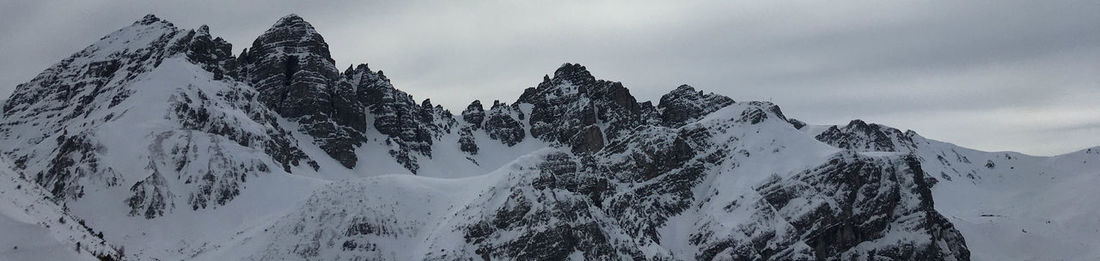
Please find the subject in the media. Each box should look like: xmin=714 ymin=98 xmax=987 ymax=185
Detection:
xmin=0 ymin=13 xmax=1097 ymax=260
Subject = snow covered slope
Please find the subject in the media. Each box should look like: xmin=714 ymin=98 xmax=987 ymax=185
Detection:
xmin=0 ymin=14 xmax=556 ymax=260
xmin=0 ymin=15 xmax=331 ymax=259
xmin=0 ymin=13 xmax=1096 ymax=261
xmin=193 ymin=103 xmax=968 ymax=260
xmin=0 ymin=159 xmax=120 ymax=260
xmin=813 ymin=120 xmax=1100 ymax=260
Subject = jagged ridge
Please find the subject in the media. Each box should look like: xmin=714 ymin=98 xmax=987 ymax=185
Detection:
xmin=8 ymin=13 xmax=1098 ymax=261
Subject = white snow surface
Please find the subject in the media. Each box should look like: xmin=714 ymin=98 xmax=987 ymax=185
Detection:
xmin=913 ymin=140 xmax=1100 ymax=260
xmin=0 ymin=159 xmax=118 ymax=260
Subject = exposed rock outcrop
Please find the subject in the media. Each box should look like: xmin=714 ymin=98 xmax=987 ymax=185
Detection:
xmin=658 ymin=84 xmax=734 ymax=127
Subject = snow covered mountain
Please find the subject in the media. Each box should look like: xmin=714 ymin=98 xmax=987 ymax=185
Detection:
xmin=0 ymin=14 xmax=1096 ymax=260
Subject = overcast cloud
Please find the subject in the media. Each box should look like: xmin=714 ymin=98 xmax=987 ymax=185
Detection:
xmin=1 ymin=0 xmax=1097 ymax=155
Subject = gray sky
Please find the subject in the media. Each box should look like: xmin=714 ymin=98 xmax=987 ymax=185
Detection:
xmin=1 ymin=0 xmax=1098 ymax=156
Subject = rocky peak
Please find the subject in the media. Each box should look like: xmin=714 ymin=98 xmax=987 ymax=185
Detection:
xmin=136 ymin=14 xmax=165 ymax=26
xmin=738 ymin=101 xmax=789 ymax=124
xmin=517 ymin=63 xmax=597 ymax=104
xmin=550 ymin=63 xmax=597 ymax=86
xmin=344 ymin=62 xmax=458 ymax=172
xmin=466 ymin=100 xmax=484 ymax=112
xmin=240 ymin=13 xmax=340 ymax=105
xmin=0 ymin=13 xmax=240 ymax=119
xmin=257 ymin=14 xmax=333 ymax=61
xmin=515 ymin=63 xmax=649 ymax=153
xmin=462 ymin=100 xmax=485 ymax=127
xmin=3 ymin=14 xmax=188 ymax=127
xmin=847 ymin=119 xmax=871 ymax=129
xmin=816 ymin=119 xmax=917 ymax=152
xmin=0 ymin=14 xmax=320 ymax=218
xmin=241 ymin=14 xmax=335 ymax=74
xmin=238 ymin=14 xmax=361 ymax=168
xmin=343 ymin=63 xmax=369 ymax=77
xmin=276 ymin=14 xmax=305 ymax=25
xmin=173 ymin=24 xmax=236 ymax=80
xmin=343 ymin=63 xmax=391 ymax=90
xmin=657 ymin=84 xmax=735 ymax=127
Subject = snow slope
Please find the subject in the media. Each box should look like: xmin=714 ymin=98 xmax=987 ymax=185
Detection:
xmin=0 ymin=159 xmax=120 ymax=260
xmin=55 ymin=57 xmax=333 ymax=259
xmin=917 ymin=141 xmax=1100 ymax=260
xmin=813 ymin=120 xmax=1100 ymax=260
xmin=191 ymin=103 xmax=968 ymax=260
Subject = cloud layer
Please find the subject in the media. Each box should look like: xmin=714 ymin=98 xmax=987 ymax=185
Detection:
xmin=1 ymin=0 xmax=1097 ymax=155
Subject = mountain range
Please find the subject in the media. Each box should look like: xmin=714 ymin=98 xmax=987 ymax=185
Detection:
xmin=0 ymin=14 xmax=1097 ymax=261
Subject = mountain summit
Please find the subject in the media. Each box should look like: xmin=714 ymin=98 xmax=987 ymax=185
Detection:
xmin=0 ymin=14 xmax=1098 ymax=260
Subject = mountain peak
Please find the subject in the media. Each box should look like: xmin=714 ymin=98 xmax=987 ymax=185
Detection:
xmin=817 ymin=119 xmax=917 ymax=152
xmin=845 ymin=119 xmax=870 ymax=129
xmin=244 ymin=13 xmax=334 ymax=67
xmin=278 ymin=13 xmax=304 ymax=22
xmin=271 ymin=13 xmax=313 ymax=30
xmin=552 ymin=63 xmax=596 ymax=85
xmin=259 ymin=13 xmax=323 ymax=42
xmin=262 ymin=15 xmax=320 ymax=40
xmin=658 ymin=84 xmax=735 ymax=127
xmin=135 ymin=14 xmax=164 ymax=25
xmin=673 ymin=84 xmax=696 ymax=92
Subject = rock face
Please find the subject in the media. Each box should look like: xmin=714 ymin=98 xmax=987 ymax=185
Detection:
xmin=345 ymin=64 xmax=457 ymax=173
xmin=0 ymin=15 xmax=314 ymax=218
xmin=482 ymin=101 xmax=526 ymax=146
xmin=658 ymin=84 xmax=735 ymax=127
xmin=699 ymin=152 xmax=969 ymax=260
xmin=239 ymin=14 xmax=363 ymax=168
xmin=243 ymin=102 xmax=971 ymax=260
xmin=517 ymin=63 xmax=648 ymax=153
xmin=461 ymin=100 xmax=485 ymax=128
xmin=237 ymin=15 xmax=462 ymax=172
xmin=240 ymin=14 xmax=341 ymax=118
xmin=816 ymin=119 xmax=918 ymax=152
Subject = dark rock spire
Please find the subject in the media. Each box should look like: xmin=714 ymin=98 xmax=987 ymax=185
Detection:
xmin=239 ymin=14 xmax=363 ymax=168
xmin=240 ymin=13 xmax=339 ymax=116
xmin=462 ymin=100 xmax=486 ymax=128
xmin=551 ymin=63 xmax=597 ymax=86
xmin=516 ymin=63 xmax=649 ymax=153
